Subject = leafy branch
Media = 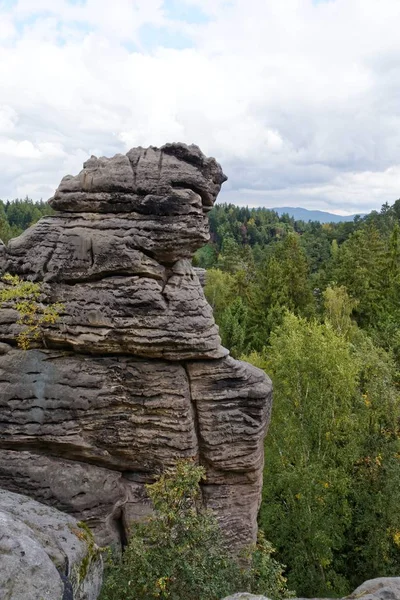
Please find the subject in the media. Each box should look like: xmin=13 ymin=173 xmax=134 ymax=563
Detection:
xmin=0 ymin=273 xmax=64 ymax=350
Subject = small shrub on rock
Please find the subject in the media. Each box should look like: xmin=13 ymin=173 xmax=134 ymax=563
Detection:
xmin=0 ymin=273 xmax=63 ymax=349
xmin=100 ymin=460 xmax=291 ymax=600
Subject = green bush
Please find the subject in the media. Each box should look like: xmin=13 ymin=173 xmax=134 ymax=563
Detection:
xmin=100 ymin=460 xmax=291 ymax=600
xmin=0 ymin=273 xmax=63 ymax=349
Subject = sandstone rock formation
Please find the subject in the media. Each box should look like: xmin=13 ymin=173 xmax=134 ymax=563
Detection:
xmin=0 ymin=488 xmax=103 ymax=600
xmin=0 ymin=143 xmax=272 ymax=551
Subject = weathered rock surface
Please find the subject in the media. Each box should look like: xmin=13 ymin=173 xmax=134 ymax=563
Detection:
xmin=221 ymin=595 xmax=270 ymax=600
xmin=0 ymin=488 xmax=103 ymax=600
xmin=0 ymin=143 xmax=272 ymax=552
xmin=347 ymin=578 xmax=400 ymax=600
xmin=222 ymin=578 xmax=400 ymax=600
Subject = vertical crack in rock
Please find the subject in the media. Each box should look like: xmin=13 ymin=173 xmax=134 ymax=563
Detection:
xmin=115 ymin=507 xmax=128 ymax=550
xmin=89 ymin=237 xmax=95 ymax=269
xmin=41 ymin=244 xmax=56 ymax=278
xmin=127 ymin=149 xmax=141 ymax=188
xmin=183 ymin=361 xmax=201 ymax=462
xmin=0 ymin=142 xmax=272 ymax=554
xmin=157 ymin=150 xmax=163 ymax=194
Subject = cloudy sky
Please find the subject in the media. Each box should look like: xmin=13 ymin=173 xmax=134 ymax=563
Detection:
xmin=0 ymin=0 xmax=400 ymax=214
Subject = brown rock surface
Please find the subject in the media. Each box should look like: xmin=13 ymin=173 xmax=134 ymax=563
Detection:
xmin=0 ymin=143 xmax=272 ymax=551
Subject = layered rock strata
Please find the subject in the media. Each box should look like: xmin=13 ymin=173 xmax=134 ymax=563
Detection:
xmin=0 ymin=143 xmax=272 ymax=551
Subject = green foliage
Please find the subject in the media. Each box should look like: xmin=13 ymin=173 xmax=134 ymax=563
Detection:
xmin=323 ymin=285 xmax=358 ymax=337
xmin=205 ymin=268 xmax=237 ymax=318
xmin=244 ymin=313 xmax=400 ymax=597
xmin=343 ymin=334 xmax=400 ymax=587
xmin=0 ymin=273 xmax=63 ymax=349
xmin=257 ymin=233 xmax=314 ymax=318
xmin=193 ymin=243 xmax=218 ymax=269
xmin=0 ymin=203 xmax=11 ymax=243
xmin=70 ymin=521 xmax=105 ymax=584
xmin=0 ymin=198 xmax=53 ymax=243
xmin=219 ymin=296 xmax=250 ymax=357
xmin=100 ymin=461 xmax=291 ymax=600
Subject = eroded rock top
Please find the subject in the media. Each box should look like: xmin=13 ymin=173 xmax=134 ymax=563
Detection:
xmin=49 ymin=143 xmax=227 ymax=214
xmin=0 ymin=143 xmax=228 ymax=359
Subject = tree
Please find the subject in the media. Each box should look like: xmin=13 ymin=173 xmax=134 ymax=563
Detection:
xmin=254 ymin=314 xmax=360 ymax=596
xmin=0 ymin=203 xmax=11 ymax=243
xmin=100 ymin=460 xmax=291 ymax=600
xmin=219 ymin=296 xmax=249 ymax=357
xmin=244 ymin=313 xmax=400 ymax=597
xmin=259 ymin=233 xmax=314 ymax=316
xmin=248 ymin=233 xmax=315 ymax=347
xmin=329 ymin=225 xmax=388 ymax=327
xmin=323 ymin=285 xmax=358 ymax=337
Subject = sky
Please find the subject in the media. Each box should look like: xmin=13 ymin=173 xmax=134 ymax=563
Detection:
xmin=1 ymin=0 xmax=400 ymax=215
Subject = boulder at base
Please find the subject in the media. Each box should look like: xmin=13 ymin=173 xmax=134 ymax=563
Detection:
xmin=221 ymin=578 xmax=400 ymax=600
xmin=0 ymin=488 xmax=103 ymax=600
xmin=221 ymin=594 xmax=270 ymax=600
xmin=347 ymin=578 xmax=400 ymax=600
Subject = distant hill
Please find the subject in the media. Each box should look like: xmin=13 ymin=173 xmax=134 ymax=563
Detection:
xmin=273 ymin=207 xmax=366 ymax=224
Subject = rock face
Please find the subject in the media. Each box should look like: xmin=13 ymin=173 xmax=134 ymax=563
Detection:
xmin=0 ymin=143 xmax=272 ymax=551
xmin=0 ymin=489 xmax=103 ymax=600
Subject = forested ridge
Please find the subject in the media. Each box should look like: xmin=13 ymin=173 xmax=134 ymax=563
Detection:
xmin=2 ymin=197 xmax=400 ymax=597
xmin=0 ymin=198 xmax=53 ymax=243
xmin=196 ymin=201 xmax=400 ymax=596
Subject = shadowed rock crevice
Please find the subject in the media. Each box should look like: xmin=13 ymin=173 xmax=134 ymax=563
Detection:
xmin=0 ymin=143 xmax=272 ymax=553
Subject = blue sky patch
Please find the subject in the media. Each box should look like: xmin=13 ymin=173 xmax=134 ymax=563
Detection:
xmin=139 ymin=23 xmax=194 ymax=52
xmin=164 ymin=0 xmax=210 ymax=24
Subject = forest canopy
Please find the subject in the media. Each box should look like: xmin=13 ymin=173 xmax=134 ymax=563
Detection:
xmin=0 ymin=197 xmax=53 ymax=243
xmin=195 ymin=199 xmax=400 ymax=597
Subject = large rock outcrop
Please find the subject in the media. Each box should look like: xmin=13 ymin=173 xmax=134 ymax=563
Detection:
xmin=0 ymin=143 xmax=272 ymax=551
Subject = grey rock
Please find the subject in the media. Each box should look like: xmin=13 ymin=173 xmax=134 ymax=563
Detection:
xmin=289 ymin=577 xmax=400 ymax=600
xmin=193 ymin=266 xmax=207 ymax=287
xmin=0 ymin=450 xmax=130 ymax=548
xmin=49 ymin=143 xmax=227 ymax=213
xmin=0 ymin=143 xmax=272 ymax=553
xmin=0 ymin=350 xmax=198 ymax=472
xmin=347 ymin=578 xmax=400 ymax=600
xmin=0 ymin=348 xmax=271 ymax=549
xmin=222 ymin=578 xmax=400 ymax=600
xmin=0 ymin=488 xmax=103 ymax=600
xmin=221 ymin=595 xmax=270 ymax=600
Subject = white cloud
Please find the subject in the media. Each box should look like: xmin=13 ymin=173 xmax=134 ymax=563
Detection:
xmin=0 ymin=0 xmax=400 ymax=213
xmin=0 ymin=139 xmax=42 ymax=158
xmin=0 ymin=106 xmax=17 ymax=134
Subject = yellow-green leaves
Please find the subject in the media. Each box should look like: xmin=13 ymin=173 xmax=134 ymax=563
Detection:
xmin=0 ymin=273 xmax=63 ymax=350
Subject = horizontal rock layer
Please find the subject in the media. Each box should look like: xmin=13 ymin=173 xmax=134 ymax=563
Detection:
xmin=0 ymin=345 xmax=271 ymax=548
xmin=0 ymin=261 xmax=226 ymax=360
